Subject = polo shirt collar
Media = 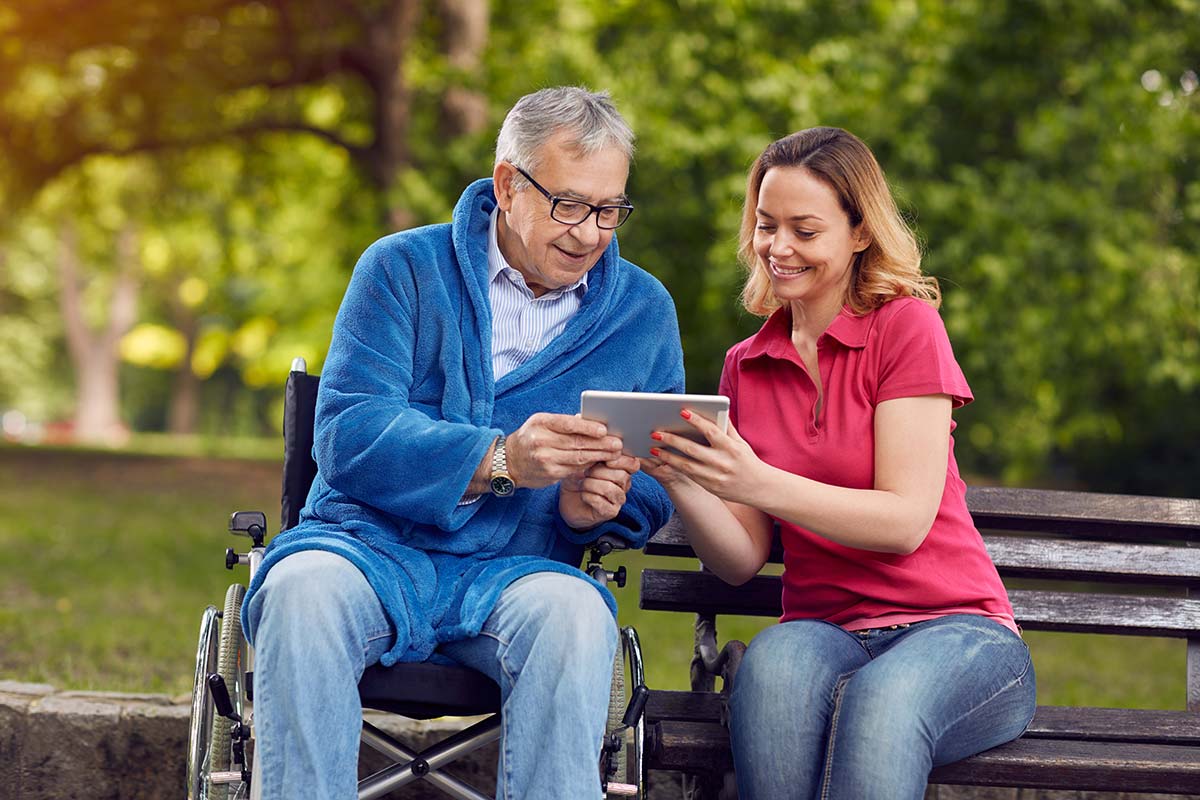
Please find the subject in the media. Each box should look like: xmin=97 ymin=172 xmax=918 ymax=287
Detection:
xmin=742 ymin=304 xmax=871 ymax=362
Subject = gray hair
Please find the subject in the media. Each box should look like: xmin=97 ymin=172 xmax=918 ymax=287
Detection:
xmin=494 ymin=87 xmax=635 ymax=185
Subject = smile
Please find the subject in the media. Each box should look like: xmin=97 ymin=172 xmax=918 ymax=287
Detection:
xmin=555 ymin=246 xmax=591 ymax=261
xmin=770 ymin=259 xmax=812 ymax=276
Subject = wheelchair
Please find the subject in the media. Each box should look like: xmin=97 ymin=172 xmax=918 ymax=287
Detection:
xmin=185 ymin=358 xmax=649 ymax=800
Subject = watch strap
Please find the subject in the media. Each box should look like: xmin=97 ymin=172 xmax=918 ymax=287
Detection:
xmin=491 ymin=435 xmax=508 ymax=475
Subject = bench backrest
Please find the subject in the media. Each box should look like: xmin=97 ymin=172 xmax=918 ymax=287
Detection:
xmin=640 ymin=487 xmax=1200 ymax=710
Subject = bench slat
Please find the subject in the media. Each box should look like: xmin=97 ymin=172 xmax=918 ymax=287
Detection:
xmin=1025 ymin=705 xmax=1200 ymax=744
xmin=967 ymin=486 xmax=1200 ymax=542
xmin=1009 ymin=589 xmax=1200 ymax=637
xmin=643 ymin=514 xmax=719 ymax=559
xmin=652 ymin=501 xmax=1200 ymax=563
xmin=639 ymin=569 xmax=778 ymax=617
xmin=927 ymin=737 xmax=1200 ymax=794
xmin=986 ymin=537 xmax=1200 ymax=584
xmin=645 ymin=691 xmax=1200 ymax=745
xmin=646 ymin=526 xmax=1200 ymax=585
xmin=645 ymin=488 xmax=1200 ymax=559
xmin=640 ymin=570 xmax=1200 ymax=636
xmin=649 ymin=720 xmax=1200 ymax=793
xmin=647 ymin=720 xmax=731 ymax=772
xmin=645 ymin=690 xmax=725 ymax=724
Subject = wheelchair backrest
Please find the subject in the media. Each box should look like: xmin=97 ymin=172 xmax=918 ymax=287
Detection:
xmin=281 ymin=368 xmax=320 ymax=532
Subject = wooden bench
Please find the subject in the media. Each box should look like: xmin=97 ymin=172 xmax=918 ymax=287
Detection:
xmin=638 ymin=487 xmax=1200 ymax=797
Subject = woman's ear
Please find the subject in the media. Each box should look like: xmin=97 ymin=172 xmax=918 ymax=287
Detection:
xmin=853 ymin=225 xmax=873 ymax=254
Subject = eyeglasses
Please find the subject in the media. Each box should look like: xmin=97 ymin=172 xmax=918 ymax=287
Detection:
xmin=511 ymin=165 xmax=634 ymax=230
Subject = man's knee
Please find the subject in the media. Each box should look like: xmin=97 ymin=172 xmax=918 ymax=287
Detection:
xmin=505 ymin=573 xmax=617 ymax=668
xmin=250 ymin=550 xmax=374 ymax=641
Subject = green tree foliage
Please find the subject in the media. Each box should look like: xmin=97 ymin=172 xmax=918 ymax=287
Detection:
xmin=0 ymin=0 xmax=1197 ymax=493
xmin=907 ymin=0 xmax=1200 ymax=490
xmin=499 ymin=0 xmax=1200 ymax=494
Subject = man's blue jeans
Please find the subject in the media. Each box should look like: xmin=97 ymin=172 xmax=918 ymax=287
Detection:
xmin=244 ymin=550 xmax=617 ymax=800
xmin=728 ymin=615 xmax=1036 ymax=800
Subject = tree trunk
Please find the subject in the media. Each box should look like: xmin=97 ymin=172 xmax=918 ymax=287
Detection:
xmin=438 ymin=0 xmax=490 ymax=138
xmin=59 ymin=222 xmax=139 ymax=445
xmin=359 ymin=0 xmax=491 ymax=231
xmin=363 ymin=0 xmax=422 ymax=231
xmin=166 ymin=304 xmax=200 ymax=435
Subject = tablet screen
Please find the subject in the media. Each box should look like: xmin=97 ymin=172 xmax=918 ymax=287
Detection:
xmin=580 ymin=390 xmax=730 ymax=458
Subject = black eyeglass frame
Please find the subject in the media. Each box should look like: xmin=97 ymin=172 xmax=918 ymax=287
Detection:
xmin=511 ymin=165 xmax=634 ymax=230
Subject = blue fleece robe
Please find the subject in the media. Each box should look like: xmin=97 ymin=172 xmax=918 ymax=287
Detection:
xmin=243 ymin=178 xmax=685 ymax=666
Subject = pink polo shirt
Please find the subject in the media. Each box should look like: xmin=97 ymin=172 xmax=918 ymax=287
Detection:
xmin=719 ymin=297 xmax=1017 ymax=634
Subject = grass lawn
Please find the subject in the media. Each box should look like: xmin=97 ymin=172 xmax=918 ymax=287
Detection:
xmin=0 ymin=444 xmax=1186 ymax=708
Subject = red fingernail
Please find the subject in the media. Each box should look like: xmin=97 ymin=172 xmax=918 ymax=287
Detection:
xmin=650 ymin=432 xmax=663 ymax=441
xmin=680 ymin=409 xmax=692 ymax=420
xmin=649 ymin=448 xmax=662 ymax=457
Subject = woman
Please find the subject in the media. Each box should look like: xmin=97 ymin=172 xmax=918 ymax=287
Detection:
xmin=643 ymin=127 xmax=1035 ymax=799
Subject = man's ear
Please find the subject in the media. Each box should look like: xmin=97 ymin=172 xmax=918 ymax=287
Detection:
xmin=493 ymin=162 xmax=518 ymax=212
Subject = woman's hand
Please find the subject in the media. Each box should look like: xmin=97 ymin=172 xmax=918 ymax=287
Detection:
xmin=641 ymin=411 xmax=767 ymax=507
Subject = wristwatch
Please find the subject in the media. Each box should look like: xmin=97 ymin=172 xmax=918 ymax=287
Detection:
xmin=489 ymin=435 xmax=516 ymax=497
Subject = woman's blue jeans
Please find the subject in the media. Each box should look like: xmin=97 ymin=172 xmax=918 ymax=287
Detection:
xmin=728 ymin=615 xmax=1036 ymax=800
xmin=244 ymin=550 xmax=617 ymax=800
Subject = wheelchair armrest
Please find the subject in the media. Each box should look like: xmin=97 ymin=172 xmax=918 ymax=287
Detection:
xmin=229 ymin=511 xmax=267 ymax=547
xmin=595 ymin=534 xmax=630 ymax=553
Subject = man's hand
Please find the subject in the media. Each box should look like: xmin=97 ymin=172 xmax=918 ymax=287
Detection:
xmin=506 ymin=413 xmax=623 ymax=489
xmin=559 ymin=455 xmax=640 ymax=530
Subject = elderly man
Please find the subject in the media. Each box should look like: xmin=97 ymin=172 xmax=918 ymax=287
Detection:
xmin=243 ymin=86 xmax=684 ymax=799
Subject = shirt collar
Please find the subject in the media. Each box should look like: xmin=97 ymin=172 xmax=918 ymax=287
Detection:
xmin=487 ymin=208 xmax=589 ymax=295
xmin=742 ymin=304 xmax=872 ymax=361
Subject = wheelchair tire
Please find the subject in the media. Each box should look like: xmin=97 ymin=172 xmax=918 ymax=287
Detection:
xmin=186 ymin=605 xmax=221 ymax=800
xmin=207 ymin=583 xmax=248 ymax=800
xmin=606 ymin=629 xmax=628 ymax=788
xmin=606 ymin=626 xmax=651 ymax=798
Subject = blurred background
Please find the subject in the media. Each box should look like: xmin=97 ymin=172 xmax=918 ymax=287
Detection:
xmin=1 ymin=0 xmax=1198 ymax=701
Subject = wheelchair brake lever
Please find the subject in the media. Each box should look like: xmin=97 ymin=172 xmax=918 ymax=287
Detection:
xmin=600 ymin=684 xmax=649 ymax=794
xmin=621 ymin=684 xmax=649 ymax=728
xmin=208 ymin=674 xmax=240 ymax=722
xmin=208 ymin=674 xmax=253 ymax=785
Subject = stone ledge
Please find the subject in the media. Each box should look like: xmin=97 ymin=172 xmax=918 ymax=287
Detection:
xmin=0 ymin=681 xmax=686 ymax=799
xmin=11 ymin=681 xmax=1181 ymax=800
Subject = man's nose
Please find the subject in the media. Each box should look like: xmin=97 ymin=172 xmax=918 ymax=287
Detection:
xmin=569 ymin=213 xmax=603 ymax=246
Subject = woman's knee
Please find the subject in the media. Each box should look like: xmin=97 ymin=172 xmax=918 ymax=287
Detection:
xmin=835 ymin=617 xmax=1035 ymax=757
xmin=736 ymin=620 xmax=862 ymax=701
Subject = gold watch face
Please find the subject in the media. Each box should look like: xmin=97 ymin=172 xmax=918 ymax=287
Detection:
xmin=490 ymin=475 xmax=515 ymax=497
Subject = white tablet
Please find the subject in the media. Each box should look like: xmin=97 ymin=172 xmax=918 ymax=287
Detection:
xmin=580 ymin=390 xmax=730 ymax=458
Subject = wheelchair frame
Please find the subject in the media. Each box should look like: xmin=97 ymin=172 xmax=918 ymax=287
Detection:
xmin=186 ymin=358 xmax=649 ymax=800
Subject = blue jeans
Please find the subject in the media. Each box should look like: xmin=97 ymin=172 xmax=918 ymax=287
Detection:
xmin=728 ymin=615 xmax=1036 ymax=800
xmin=244 ymin=550 xmax=617 ymax=800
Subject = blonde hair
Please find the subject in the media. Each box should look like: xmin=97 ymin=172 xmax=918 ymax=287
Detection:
xmin=738 ymin=127 xmax=939 ymax=317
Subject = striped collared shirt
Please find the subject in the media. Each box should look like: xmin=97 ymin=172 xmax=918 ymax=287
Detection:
xmin=459 ymin=209 xmax=591 ymax=506
xmin=487 ymin=207 xmax=588 ymax=381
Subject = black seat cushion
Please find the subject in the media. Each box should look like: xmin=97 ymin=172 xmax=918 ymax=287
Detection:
xmin=359 ymin=661 xmax=501 ymax=719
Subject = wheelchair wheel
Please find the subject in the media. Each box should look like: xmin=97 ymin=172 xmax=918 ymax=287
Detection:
xmin=207 ymin=583 xmax=248 ymax=800
xmin=186 ymin=605 xmax=221 ymax=800
xmin=604 ymin=626 xmax=646 ymax=798
xmin=606 ymin=630 xmax=628 ymax=784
